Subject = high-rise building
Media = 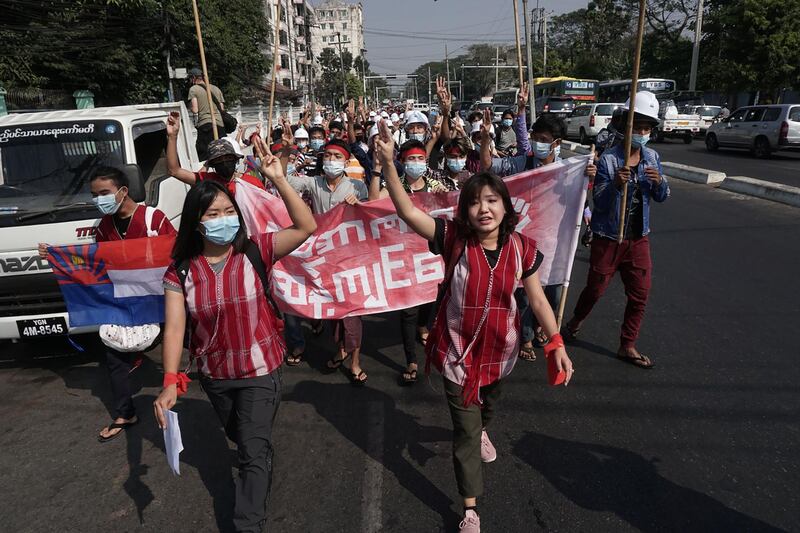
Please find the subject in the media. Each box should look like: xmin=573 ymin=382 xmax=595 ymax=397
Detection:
xmin=309 ymin=1 xmax=365 ymax=71
xmin=263 ymin=0 xmax=316 ymax=101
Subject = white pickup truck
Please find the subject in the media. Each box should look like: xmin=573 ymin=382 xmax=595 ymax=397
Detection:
xmin=653 ymin=100 xmax=702 ymax=144
xmin=0 ymin=102 xmax=198 ymax=341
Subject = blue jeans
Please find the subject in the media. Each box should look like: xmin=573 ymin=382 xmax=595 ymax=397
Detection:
xmin=283 ymin=314 xmax=305 ymax=352
xmin=515 ymin=284 xmax=563 ymax=343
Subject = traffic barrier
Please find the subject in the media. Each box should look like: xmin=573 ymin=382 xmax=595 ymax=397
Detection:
xmin=661 ymin=162 xmax=725 ymax=186
xmin=719 ymin=176 xmax=800 ymax=208
xmin=561 ymin=140 xmax=593 ymax=155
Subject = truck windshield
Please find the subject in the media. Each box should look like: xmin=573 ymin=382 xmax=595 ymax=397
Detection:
xmin=0 ymin=120 xmax=125 ymax=218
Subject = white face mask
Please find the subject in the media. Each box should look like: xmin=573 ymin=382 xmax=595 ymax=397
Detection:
xmin=322 ymin=160 xmax=345 ymax=178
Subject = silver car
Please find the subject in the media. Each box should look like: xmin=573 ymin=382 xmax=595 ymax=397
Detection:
xmin=706 ymin=104 xmax=800 ymax=158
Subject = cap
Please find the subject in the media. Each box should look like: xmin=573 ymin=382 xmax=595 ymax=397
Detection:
xmin=206 ymin=139 xmax=243 ymax=161
xmin=368 ymin=124 xmax=379 ymax=140
xmin=390 ymin=113 xmax=400 ymax=122
xmin=623 ymin=90 xmax=660 ymax=125
xmin=313 ymin=114 xmax=324 ymax=125
xmin=380 ymin=111 xmax=390 ymax=119
xmin=188 ymin=67 xmax=202 ymax=77
xmin=470 ymin=121 xmax=495 ymax=137
xmin=294 ymin=127 xmax=309 ymax=139
xmin=369 ymin=111 xmax=377 ymax=118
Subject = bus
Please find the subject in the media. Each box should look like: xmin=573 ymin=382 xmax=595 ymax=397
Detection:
xmin=532 ymin=77 xmax=599 ymax=102
xmin=599 ymin=78 xmax=676 ymax=102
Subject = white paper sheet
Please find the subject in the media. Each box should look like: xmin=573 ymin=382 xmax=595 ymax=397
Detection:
xmin=163 ymin=409 xmax=183 ymax=476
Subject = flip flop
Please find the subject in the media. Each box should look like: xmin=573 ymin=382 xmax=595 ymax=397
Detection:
xmin=518 ymin=344 xmax=536 ymax=362
xmin=285 ymin=351 xmax=303 ymax=366
xmin=417 ymin=330 xmax=429 ymax=347
xmin=350 ymin=370 xmax=368 ymax=386
xmin=325 ymin=353 xmax=350 ymax=371
xmin=401 ymin=368 xmax=418 ymax=385
xmin=617 ymin=351 xmax=654 ymax=369
xmin=97 ymin=417 xmax=139 ymax=443
xmin=561 ymin=323 xmax=580 ymax=342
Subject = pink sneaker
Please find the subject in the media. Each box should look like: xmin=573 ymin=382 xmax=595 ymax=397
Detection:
xmin=459 ymin=509 xmax=480 ymax=532
xmin=481 ymin=430 xmax=497 ymax=463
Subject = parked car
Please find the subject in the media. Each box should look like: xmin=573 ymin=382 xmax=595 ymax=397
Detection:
xmin=536 ymin=96 xmax=576 ymax=118
xmin=705 ymin=104 xmax=800 ymax=158
xmin=653 ymin=99 xmax=702 ymax=143
xmin=682 ymin=105 xmax=723 ymax=135
xmin=566 ymin=102 xmax=625 ymax=144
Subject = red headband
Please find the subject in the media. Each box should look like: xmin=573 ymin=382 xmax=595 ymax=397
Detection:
xmin=324 ymin=143 xmax=351 ymax=158
xmin=400 ymin=147 xmax=427 ymax=160
xmin=446 ymin=146 xmax=465 ymax=157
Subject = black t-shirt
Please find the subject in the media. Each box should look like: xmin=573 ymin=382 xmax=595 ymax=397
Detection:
xmin=627 ymin=166 xmax=644 ymax=239
xmin=113 ymin=213 xmax=132 ymax=239
xmin=429 ymin=218 xmax=543 ymax=278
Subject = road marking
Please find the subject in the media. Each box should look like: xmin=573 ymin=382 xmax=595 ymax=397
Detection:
xmin=361 ymin=401 xmax=384 ymax=533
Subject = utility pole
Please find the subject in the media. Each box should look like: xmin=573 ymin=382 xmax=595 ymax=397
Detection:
xmin=285 ymin=0 xmax=295 ymax=91
xmin=445 ymin=43 xmax=451 ymax=89
xmin=428 ymin=65 xmax=432 ymax=104
xmin=335 ymin=31 xmax=348 ymax=103
xmin=495 ymin=46 xmax=500 ymax=92
xmin=542 ymin=11 xmax=548 ymax=77
xmin=688 ymin=0 xmax=704 ymax=91
xmin=361 ymin=48 xmax=368 ymax=99
xmin=523 ymin=0 xmax=536 ymax=124
xmin=163 ymin=4 xmax=174 ymax=101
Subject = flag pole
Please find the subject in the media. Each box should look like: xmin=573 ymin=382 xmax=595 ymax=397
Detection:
xmin=191 ymin=0 xmax=218 ymax=141
xmin=267 ymin=0 xmax=282 ymax=142
xmin=617 ymin=0 xmax=647 ymax=243
xmin=512 ymin=0 xmax=525 ymax=89
xmin=556 ymin=146 xmax=595 ymax=329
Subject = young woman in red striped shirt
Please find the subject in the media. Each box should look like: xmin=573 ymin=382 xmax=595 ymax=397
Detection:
xmin=153 ymin=139 xmax=316 ymax=533
xmin=375 ymin=121 xmax=574 ymax=533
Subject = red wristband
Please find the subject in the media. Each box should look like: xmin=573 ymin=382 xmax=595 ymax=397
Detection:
xmin=543 ymin=333 xmax=564 ymax=357
xmin=163 ymin=372 xmax=191 ymax=397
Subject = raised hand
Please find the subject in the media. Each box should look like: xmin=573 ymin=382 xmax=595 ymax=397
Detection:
xmin=346 ymin=98 xmax=356 ymax=121
xmin=436 ymin=76 xmax=451 ymax=112
xmin=166 ymin=111 xmax=181 ymax=137
xmin=517 ymin=81 xmax=529 ymax=108
xmin=374 ymin=120 xmax=395 ymax=165
xmin=281 ymin=119 xmax=293 ymax=145
xmin=481 ymin=108 xmax=492 ymax=141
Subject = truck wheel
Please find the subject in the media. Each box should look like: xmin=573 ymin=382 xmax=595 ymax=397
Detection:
xmin=752 ymin=137 xmax=771 ymax=159
xmin=683 ymin=135 xmax=693 ymax=144
xmin=579 ymin=128 xmax=589 ymax=146
xmin=705 ymin=133 xmax=719 ymax=152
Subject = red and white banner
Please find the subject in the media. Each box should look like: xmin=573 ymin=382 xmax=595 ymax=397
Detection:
xmin=235 ymin=155 xmax=590 ymax=319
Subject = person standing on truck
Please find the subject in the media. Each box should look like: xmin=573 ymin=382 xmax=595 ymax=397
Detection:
xmin=165 ymin=112 xmax=265 ymax=195
xmin=39 ymin=166 xmax=176 ymax=442
xmin=187 ymin=67 xmax=226 ymax=163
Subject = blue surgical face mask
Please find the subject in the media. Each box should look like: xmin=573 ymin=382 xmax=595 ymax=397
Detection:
xmin=286 ymin=163 xmax=297 ymax=176
xmin=93 ymin=189 xmax=124 ymax=215
xmin=322 ymin=160 xmax=346 ymax=178
xmin=501 ymin=118 xmax=513 ymax=128
xmin=554 ymin=145 xmax=561 ymax=158
xmin=447 ymin=157 xmax=466 ymax=172
xmin=201 ymin=215 xmax=240 ymax=245
xmin=404 ymin=161 xmax=427 ymax=179
xmin=297 ymin=140 xmax=308 ymax=149
xmin=533 ymin=141 xmax=554 ymax=160
xmin=310 ymin=139 xmax=325 ymax=151
xmin=408 ymin=132 xmax=425 ymax=143
xmin=632 ymin=133 xmax=650 ymax=148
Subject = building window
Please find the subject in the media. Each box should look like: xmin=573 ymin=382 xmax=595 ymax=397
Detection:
xmin=339 ymin=10 xmax=346 ymax=17
xmin=342 ymin=22 xmax=347 ymax=29
xmin=280 ymin=54 xmax=289 ymax=69
xmin=321 ymin=36 xmax=326 ymax=42
xmin=283 ymin=78 xmax=291 ymax=87
xmin=279 ymin=30 xmax=287 ymax=46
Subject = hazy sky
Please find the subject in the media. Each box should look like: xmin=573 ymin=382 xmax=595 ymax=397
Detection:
xmin=357 ymin=0 xmax=589 ymax=80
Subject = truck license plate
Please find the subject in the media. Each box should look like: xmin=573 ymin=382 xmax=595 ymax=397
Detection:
xmin=17 ymin=317 xmax=67 ymax=338
xmin=678 ymin=121 xmax=689 ymax=126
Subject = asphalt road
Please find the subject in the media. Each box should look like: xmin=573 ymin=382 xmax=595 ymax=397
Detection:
xmin=1 ymin=180 xmax=798 ymax=533
xmin=636 ymin=137 xmax=800 ymax=188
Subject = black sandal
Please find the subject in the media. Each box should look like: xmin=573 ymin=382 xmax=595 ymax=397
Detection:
xmin=325 ymin=353 xmax=350 ymax=371
xmin=285 ymin=350 xmax=303 ymax=366
xmin=617 ymin=351 xmax=654 ymax=369
xmin=417 ymin=329 xmax=429 ymax=347
xmin=533 ymin=329 xmax=549 ymax=348
xmin=518 ymin=343 xmax=536 ymax=362
xmin=401 ymin=367 xmax=418 ymax=385
xmin=350 ymin=370 xmax=368 ymax=386
xmin=561 ymin=323 xmax=580 ymax=342
xmin=97 ymin=417 xmax=139 ymax=443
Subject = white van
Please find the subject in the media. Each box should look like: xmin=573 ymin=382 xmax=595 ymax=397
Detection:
xmin=565 ymin=103 xmax=624 ymax=144
xmin=0 ymin=102 xmax=197 ymax=340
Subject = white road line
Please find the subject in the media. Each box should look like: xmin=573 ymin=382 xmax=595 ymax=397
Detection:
xmin=361 ymin=401 xmax=385 ymax=533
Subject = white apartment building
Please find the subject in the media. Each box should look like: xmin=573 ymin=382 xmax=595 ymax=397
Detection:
xmin=264 ymin=0 xmax=315 ymax=100
xmin=309 ymin=1 xmax=365 ymax=69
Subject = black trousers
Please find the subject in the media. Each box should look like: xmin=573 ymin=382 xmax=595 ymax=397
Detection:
xmin=399 ymin=302 xmax=433 ymax=365
xmin=201 ymin=371 xmax=282 ymax=533
xmin=106 ymin=348 xmax=138 ymax=420
xmin=195 ymin=123 xmax=216 ymax=162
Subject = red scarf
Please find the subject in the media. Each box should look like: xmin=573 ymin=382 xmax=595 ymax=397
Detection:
xmin=426 ymin=221 xmax=533 ymax=406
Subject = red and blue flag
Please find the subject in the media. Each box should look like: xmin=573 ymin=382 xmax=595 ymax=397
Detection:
xmin=47 ymin=235 xmax=175 ymax=327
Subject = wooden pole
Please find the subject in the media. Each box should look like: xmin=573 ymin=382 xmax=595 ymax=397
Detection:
xmin=618 ymin=0 xmax=647 ymax=243
xmin=512 ymin=0 xmax=525 ymax=89
xmin=267 ymin=0 xmax=283 ymax=141
xmin=191 ymin=0 xmax=218 ymax=141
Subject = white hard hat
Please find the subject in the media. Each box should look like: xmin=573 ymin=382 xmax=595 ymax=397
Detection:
xmin=368 ymin=124 xmax=379 ymax=140
xmin=294 ymin=127 xmax=309 ymax=139
xmin=390 ymin=113 xmax=400 ymax=122
xmin=380 ymin=111 xmax=390 ymax=119
xmin=313 ymin=114 xmax=324 ymax=125
xmin=470 ymin=121 xmax=495 ymax=137
xmin=623 ymin=90 xmax=660 ymax=124
xmin=404 ymin=110 xmax=428 ymax=129
xmin=369 ymin=110 xmax=377 ymax=118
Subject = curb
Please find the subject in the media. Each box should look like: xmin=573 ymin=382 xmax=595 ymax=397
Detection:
xmin=562 ymin=141 xmax=799 ymax=208
xmin=718 ymin=176 xmax=800 ymax=208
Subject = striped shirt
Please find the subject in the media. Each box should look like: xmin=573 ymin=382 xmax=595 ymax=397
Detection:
xmin=163 ymin=233 xmax=285 ymax=379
